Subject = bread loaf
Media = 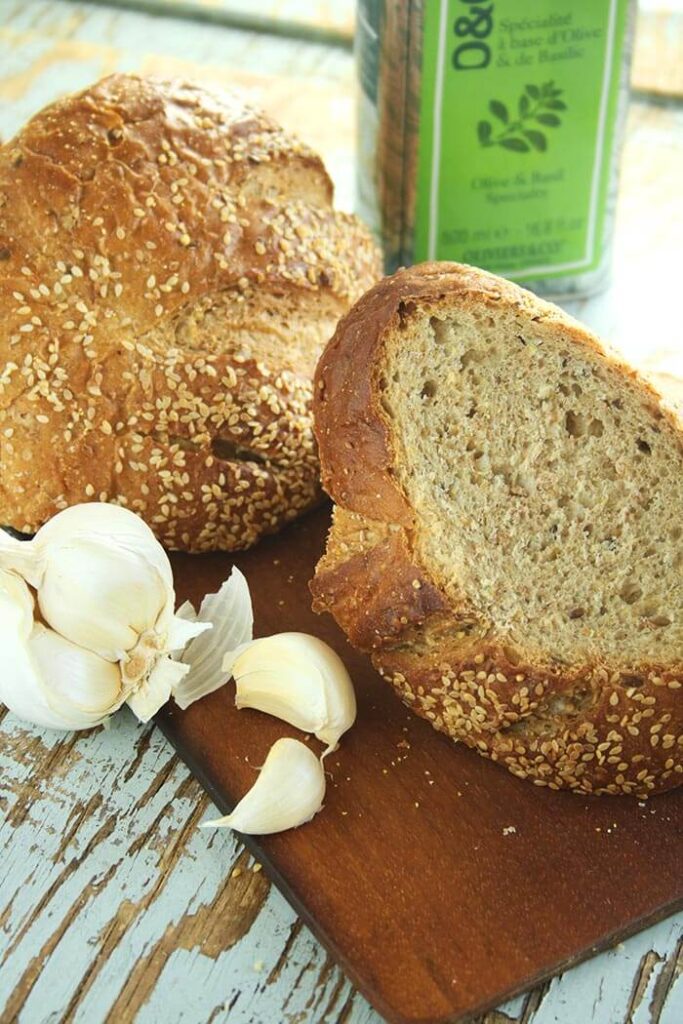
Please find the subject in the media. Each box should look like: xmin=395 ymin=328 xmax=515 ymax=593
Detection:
xmin=0 ymin=74 xmax=380 ymax=551
xmin=311 ymin=262 xmax=683 ymax=797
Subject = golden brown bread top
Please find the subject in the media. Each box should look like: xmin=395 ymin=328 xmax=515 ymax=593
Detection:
xmin=0 ymin=74 xmax=381 ymax=549
xmin=1 ymin=73 xmax=369 ymax=312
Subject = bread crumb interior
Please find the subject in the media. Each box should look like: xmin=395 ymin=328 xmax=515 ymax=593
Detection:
xmin=381 ymin=307 xmax=683 ymax=664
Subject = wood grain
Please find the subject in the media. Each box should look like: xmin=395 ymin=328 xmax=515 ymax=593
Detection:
xmin=159 ymin=508 xmax=683 ymax=1024
xmin=0 ymin=3 xmax=682 ymax=1023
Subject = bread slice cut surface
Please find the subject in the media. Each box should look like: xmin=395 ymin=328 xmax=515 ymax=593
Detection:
xmin=312 ymin=262 xmax=683 ymax=796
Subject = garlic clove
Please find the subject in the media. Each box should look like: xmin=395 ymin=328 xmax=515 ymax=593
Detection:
xmin=0 ymin=569 xmax=124 ymax=730
xmin=37 ymin=537 xmax=169 ymax=661
xmin=200 ymin=737 xmax=325 ymax=835
xmin=1 ymin=502 xmax=173 ymax=591
xmin=28 ymin=623 xmax=123 ymax=719
xmin=224 ymin=633 xmax=356 ymax=753
xmin=0 ymin=566 xmax=34 ymax=635
xmin=173 ymin=568 xmax=253 ymax=710
xmin=0 ymin=637 xmax=94 ymax=731
xmin=0 ymin=530 xmax=42 ymax=586
xmin=34 ymin=502 xmax=170 ymax=579
xmin=0 ymin=570 xmax=58 ymax=729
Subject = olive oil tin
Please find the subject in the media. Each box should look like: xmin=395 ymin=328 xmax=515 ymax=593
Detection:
xmin=356 ymin=0 xmax=635 ymax=298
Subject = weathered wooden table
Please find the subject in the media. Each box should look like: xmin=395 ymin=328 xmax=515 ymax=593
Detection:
xmin=1 ymin=3 xmax=681 ymax=1022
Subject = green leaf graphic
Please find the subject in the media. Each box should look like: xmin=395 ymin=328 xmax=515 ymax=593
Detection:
xmin=477 ymin=83 xmax=567 ymax=154
xmin=477 ymin=120 xmax=493 ymax=145
xmin=489 ymin=100 xmax=509 ymax=123
xmin=524 ymin=130 xmax=547 ymax=151
xmin=500 ymin=137 xmax=530 ymax=152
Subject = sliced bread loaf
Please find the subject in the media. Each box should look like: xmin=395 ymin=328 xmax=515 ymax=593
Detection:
xmin=311 ymin=262 xmax=683 ymax=796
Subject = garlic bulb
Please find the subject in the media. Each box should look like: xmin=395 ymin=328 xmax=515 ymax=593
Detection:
xmin=0 ymin=504 xmax=204 ymax=679
xmin=0 ymin=504 xmax=262 ymax=728
xmin=0 ymin=569 xmax=125 ymax=730
xmin=201 ymin=737 xmax=326 ymax=835
xmin=223 ymin=632 xmax=356 ymax=753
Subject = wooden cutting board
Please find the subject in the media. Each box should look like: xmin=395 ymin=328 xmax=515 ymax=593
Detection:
xmin=159 ymin=506 xmax=683 ymax=1024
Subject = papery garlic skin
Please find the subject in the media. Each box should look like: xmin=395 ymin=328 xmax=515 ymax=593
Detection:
xmin=224 ymin=633 xmax=356 ymax=753
xmin=0 ymin=569 xmax=124 ymax=730
xmin=201 ymin=737 xmax=325 ymax=835
xmin=173 ymin=568 xmax=253 ymax=710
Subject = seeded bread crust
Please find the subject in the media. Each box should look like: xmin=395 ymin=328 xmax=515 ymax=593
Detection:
xmin=0 ymin=74 xmax=380 ymax=551
xmin=311 ymin=263 xmax=683 ymax=797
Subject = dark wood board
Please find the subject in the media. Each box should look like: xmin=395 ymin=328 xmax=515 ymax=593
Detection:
xmin=159 ymin=506 xmax=683 ymax=1024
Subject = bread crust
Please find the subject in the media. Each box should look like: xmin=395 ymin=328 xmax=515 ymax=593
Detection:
xmin=311 ymin=263 xmax=683 ymax=797
xmin=0 ymin=74 xmax=380 ymax=550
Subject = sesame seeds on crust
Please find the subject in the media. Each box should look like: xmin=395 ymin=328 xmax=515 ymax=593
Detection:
xmin=311 ymin=265 xmax=683 ymax=796
xmin=0 ymin=74 xmax=381 ymax=550
xmin=381 ymin=655 xmax=683 ymax=797
xmin=314 ymin=518 xmax=683 ymax=797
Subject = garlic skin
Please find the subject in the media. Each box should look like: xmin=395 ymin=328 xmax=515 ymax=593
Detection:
xmin=173 ymin=568 xmax=253 ymax=710
xmin=224 ymin=632 xmax=356 ymax=753
xmin=201 ymin=737 xmax=325 ymax=835
xmin=0 ymin=569 xmax=125 ymax=730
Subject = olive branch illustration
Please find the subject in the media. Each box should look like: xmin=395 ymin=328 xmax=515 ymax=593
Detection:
xmin=478 ymin=81 xmax=566 ymax=153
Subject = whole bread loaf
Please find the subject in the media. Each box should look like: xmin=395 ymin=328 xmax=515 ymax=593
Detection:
xmin=311 ymin=262 xmax=683 ymax=797
xmin=0 ymin=74 xmax=380 ymax=550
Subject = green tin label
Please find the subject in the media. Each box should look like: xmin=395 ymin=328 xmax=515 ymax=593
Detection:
xmin=414 ymin=0 xmax=630 ymax=281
